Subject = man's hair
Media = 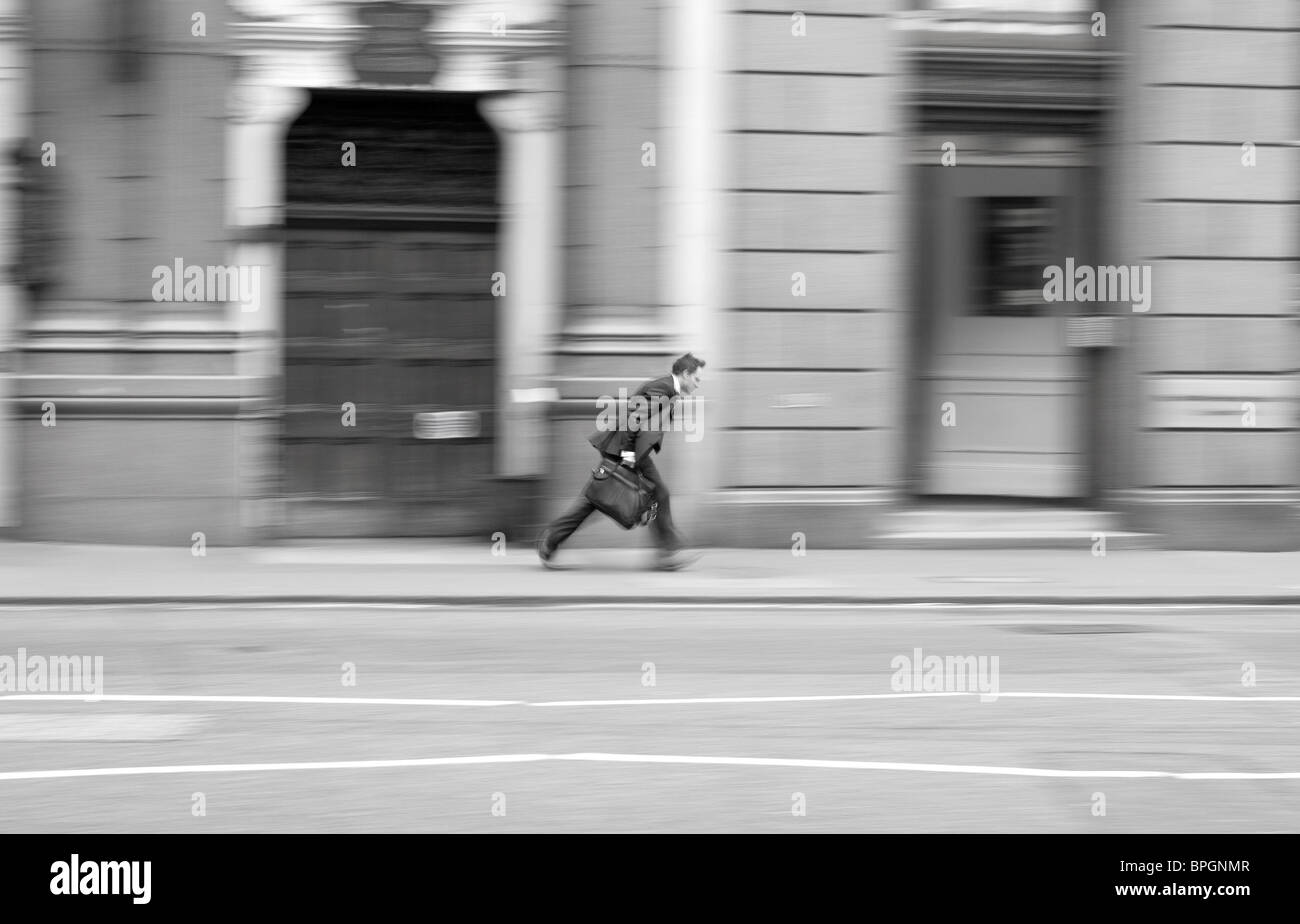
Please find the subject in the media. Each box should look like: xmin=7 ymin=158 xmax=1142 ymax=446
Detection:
xmin=672 ymin=353 xmax=705 ymax=376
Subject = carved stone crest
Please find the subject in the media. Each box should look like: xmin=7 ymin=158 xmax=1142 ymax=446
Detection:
xmin=350 ymin=1 xmax=439 ymax=85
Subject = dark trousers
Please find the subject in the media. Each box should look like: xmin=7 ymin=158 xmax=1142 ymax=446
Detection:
xmin=545 ymin=452 xmax=686 ymax=555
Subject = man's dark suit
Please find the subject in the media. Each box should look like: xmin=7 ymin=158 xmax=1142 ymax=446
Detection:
xmin=587 ymin=374 xmax=681 ymax=465
xmin=543 ymin=374 xmax=687 ymax=556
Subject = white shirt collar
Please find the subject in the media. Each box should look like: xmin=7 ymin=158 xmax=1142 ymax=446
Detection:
xmin=671 ymin=373 xmax=681 ymax=394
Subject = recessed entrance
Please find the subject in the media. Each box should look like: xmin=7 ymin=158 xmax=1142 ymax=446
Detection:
xmin=913 ymin=163 xmax=1091 ymax=498
xmin=279 ymin=90 xmax=500 ymax=537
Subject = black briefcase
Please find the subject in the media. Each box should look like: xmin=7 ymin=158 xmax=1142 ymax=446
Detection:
xmin=583 ymin=459 xmax=658 ymax=530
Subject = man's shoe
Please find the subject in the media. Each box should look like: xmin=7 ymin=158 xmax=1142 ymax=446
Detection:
xmin=654 ymin=549 xmax=702 ymax=571
xmin=537 ymin=529 xmax=560 ymax=570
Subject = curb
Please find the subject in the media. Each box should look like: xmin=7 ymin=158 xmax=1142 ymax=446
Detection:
xmin=2 ymin=595 xmax=1299 ymax=607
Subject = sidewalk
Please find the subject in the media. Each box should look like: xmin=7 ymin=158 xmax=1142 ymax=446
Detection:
xmin=3 ymin=540 xmax=1300 ymax=605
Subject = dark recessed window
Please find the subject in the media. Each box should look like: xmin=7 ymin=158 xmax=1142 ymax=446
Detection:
xmin=974 ymin=197 xmax=1056 ymax=316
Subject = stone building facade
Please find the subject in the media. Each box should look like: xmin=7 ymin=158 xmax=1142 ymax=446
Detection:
xmin=0 ymin=0 xmax=1295 ymax=550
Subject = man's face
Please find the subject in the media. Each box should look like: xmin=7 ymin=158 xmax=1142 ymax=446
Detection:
xmin=679 ymin=368 xmax=702 ymax=395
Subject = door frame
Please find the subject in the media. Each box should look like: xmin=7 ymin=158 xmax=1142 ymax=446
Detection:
xmin=904 ymin=140 xmax=1099 ymax=502
xmin=276 ymin=88 xmax=503 ymax=538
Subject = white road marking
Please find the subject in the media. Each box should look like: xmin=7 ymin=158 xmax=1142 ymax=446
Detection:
xmin=557 ymin=753 xmax=1300 ymax=780
xmin=2 ymin=752 xmax=1297 ymax=782
xmin=529 ymin=602 xmax=1300 ymax=611
xmin=995 ymin=692 xmax=1300 ymax=702
xmin=0 ymin=694 xmax=521 ymax=707
xmin=4 ymin=691 xmax=1299 ymax=708
xmin=0 ymin=754 xmax=551 ymax=782
xmin=4 ymin=602 xmax=1298 ymax=613
xmin=532 ymin=693 xmax=970 ymax=706
xmin=535 ymin=692 xmax=1300 ymax=706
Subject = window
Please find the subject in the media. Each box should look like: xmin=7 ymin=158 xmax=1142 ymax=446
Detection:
xmin=973 ymin=197 xmax=1056 ymax=316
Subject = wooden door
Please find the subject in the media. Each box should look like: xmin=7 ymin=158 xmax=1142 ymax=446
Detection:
xmin=282 ymin=225 xmax=497 ymax=536
xmin=279 ymin=89 xmax=500 ymax=537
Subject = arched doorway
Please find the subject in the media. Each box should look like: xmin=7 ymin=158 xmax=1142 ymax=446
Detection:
xmin=280 ymin=90 xmax=500 ymax=536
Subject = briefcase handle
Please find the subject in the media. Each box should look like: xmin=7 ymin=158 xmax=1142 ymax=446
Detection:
xmin=593 ymin=460 xmax=654 ymax=488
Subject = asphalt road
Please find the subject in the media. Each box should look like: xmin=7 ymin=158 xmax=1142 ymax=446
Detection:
xmin=1 ymin=603 xmax=1298 ymax=833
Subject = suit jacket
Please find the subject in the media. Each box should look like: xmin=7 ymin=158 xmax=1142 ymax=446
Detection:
xmin=588 ymin=374 xmax=680 ymax=465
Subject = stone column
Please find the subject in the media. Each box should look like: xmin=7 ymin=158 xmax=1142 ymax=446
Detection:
xmin=662 ymin=0 xmax=725 ymax=539
xmin=1100 ymin=0 xmax=1141 ymax=529
xmin=226 ymin=68 xmax=311 ymax=534
xmin=227 ymin=68 xmax=310 ymax=367
xmin=0 ymin=0 xmax=27 ymax=528
xmin=479 ymin=59 xmax=564 ymax=478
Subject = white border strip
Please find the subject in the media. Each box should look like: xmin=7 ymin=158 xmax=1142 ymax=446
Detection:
xmin=4 ymin=691 xmax=1299 ymax=707
xmin=533 ymin=693 xmax=968 ymax=706
xmin=3 ymin=752 xmax=1298 ymax=782
xmin=2 ymin=602 xmax=1298 ymax=613
xmin=0 ymin=694 xmax=522 ymax=707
